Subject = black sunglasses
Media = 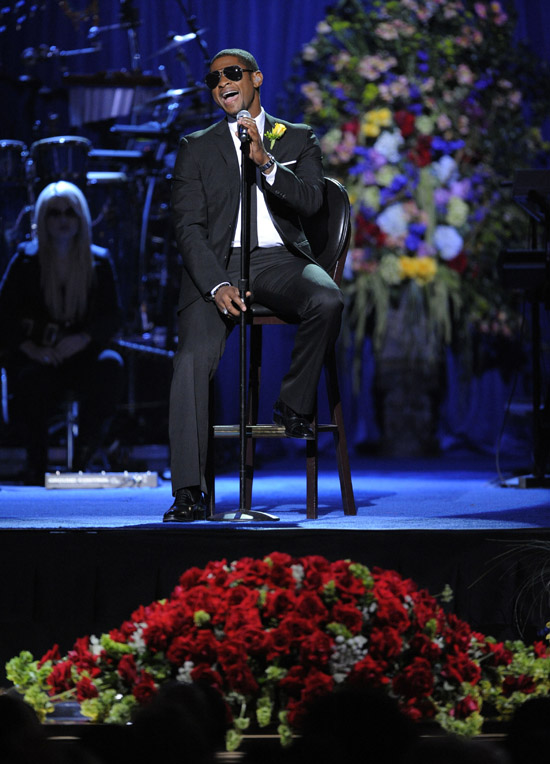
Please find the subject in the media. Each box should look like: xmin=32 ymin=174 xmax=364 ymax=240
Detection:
xmin=47 ymin=207 xmax=78 ymax=218
xmin=204 ymin=65 xmax=254 ymax=90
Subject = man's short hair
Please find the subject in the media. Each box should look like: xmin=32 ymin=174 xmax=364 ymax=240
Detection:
xmin=210 ymin=49 xmax=259 ymax=72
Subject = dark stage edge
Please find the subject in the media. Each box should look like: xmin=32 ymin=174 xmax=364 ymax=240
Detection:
xmin=2 ymin=526 xmax=550 ymax=689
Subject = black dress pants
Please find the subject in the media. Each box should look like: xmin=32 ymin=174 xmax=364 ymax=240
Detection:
xmin=169 ymin=247 xmax=344 ymax=495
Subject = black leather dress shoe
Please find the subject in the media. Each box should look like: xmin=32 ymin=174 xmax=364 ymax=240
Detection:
xmin=163 ymin=487 xmax=206 ymax=522
xmin=273 ymin=399 xmax=315 ymax=440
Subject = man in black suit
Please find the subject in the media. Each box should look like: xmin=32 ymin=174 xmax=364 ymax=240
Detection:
xmin=165 ymin=48 xmax=344 ymax=522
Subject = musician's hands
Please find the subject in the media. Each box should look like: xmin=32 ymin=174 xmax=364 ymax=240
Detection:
xmin=237 ymin=116 xmax=274 ymax=173
xmin=214 ymin=284 xmax=250 ymax=318
xmin=54 ymin=333 xmax=91 ymax=361
xmin=19 ymin=340 xmax=61 ymax=366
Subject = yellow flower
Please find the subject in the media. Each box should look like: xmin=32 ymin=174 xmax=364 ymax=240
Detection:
xmin=363 ymin=122 xmax=381 ymax=138
xmin=366 ymin=107 xmax=392 ymax=126
xmin=414 ymin=257 xmax=437 ymax=284
xmin=265 ymin=122 xmax=287 ymax=149
xmin=399 ymin=256 xmax=437 ymax=284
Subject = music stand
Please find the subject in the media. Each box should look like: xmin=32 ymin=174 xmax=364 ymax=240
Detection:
xmin=208 ymin=138 xmax=279 ymax=521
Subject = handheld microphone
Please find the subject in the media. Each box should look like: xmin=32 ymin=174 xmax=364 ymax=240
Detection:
xmin=237 ymin=109 xmax=251 ymax=143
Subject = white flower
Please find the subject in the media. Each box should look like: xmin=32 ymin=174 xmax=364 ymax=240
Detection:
xmin=376 ymin=203 xmax=408 ymax=237
xmin=433 ymin=225 xmax=463 ymax=260
xmin=373 ymin=129 xmax=404 ymax=163
xmin=431 ymin=155 xmax=458 ymax=184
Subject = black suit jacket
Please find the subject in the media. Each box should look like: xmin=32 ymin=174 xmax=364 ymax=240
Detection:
xmin=170 ymin=112 xmax=325 ymax=312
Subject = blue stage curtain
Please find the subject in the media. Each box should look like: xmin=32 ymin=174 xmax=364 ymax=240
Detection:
xmin=0 ymin=0 xmax=547 ymax=461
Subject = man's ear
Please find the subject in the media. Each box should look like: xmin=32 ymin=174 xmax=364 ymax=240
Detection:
xmin=253 ymin=71 xmax=263 ymax=87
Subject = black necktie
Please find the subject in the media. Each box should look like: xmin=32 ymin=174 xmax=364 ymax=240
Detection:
xmin=245 ymin=157 xmax=258 ymax=252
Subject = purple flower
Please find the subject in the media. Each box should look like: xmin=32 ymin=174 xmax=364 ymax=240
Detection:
xmin=405 ymin=232 xmax=422 ymax=252
xmin=432 ymin=136 xmax=466 ymax=154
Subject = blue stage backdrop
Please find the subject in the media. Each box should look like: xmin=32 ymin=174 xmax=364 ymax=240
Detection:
xmin=0 ymin=0 xmax=549 ymax=459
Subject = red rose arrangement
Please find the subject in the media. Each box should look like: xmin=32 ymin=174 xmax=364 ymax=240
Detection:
xmin=6 ymin=553 xmax=550 ymax=750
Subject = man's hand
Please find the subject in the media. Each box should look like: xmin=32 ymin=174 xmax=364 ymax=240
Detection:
xmin=237 ymin=115 xmax=274 ymax=173
xmin=213 ymin=284 xmax=250 ymax=318
xmin=19 ymin=339 xmax=61 ymax=366
xmin=54 ymin=333 xmax=91 ymax=361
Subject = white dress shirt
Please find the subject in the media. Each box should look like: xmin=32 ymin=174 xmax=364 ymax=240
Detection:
xmin=227 ymin=108 xmax=284 ymax=249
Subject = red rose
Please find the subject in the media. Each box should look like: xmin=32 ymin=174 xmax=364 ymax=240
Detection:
xmin=67 ymin=636 xmax=99 ymax=674
xmin=226 ymin=557 xmax=270 ymax=587
xmin=446 ymin=251 xmax=468 ymax=273
xmin=76 ymin=676 xmax=99 ymax=702
xmin=392 ymin=657 xmax=434 ymax=699
xmin=354 ymin=217 xmax=387 ymax=248
xmin=224 ymin=661 xmax=258 ymax=695
xmin=166 ymin=628 xmax=219 ymax=667
xmin=46 ymin=660 xmax=74 ymax=695
xmin=132 ymin=671 xmax=157 ymax=704
xmin=224 ymin=605 xmax=263 ymax=634
xmin=451 ymin=695 xmax=479 ymax=719
xmin=484 ymin=641 xmax=514 ymax=667
xmin=394 ymin=109 xmax=416 ymax=137
xmin=300 ymin=555 xmax=333 ymax=591
xmin=38 ymin=644 xmax=61 ymax=668
xmin=278 ymin=665 xmax=307 ymax=698
xmin=341 ymin=119 xmax=360 ymax=136
xmin=118 ymin=653 xmax=139 ymax=685
xmin=330 ymin=560 xmax=368 ymax=600
xmin=368 ymin=626 xmax=403 ymax=658
xmin=501 ymin=674 xmax=536 ymax=697
xmin=300 ymin=668 xmax=334 ymax=705
xmin=236 ymin=626 xmax=272 ymax=656
xmin=265 ymin=553 xmax=297 ymax=588
xmin=190 ymin=664 xmax=223 ymax=689
xmin=294 ymin=591 xmax=329 ymax=623
xmin=142 ymin=610 xmax=175 ymax=652
xmin=444 ymin=614 xmax=472 ymax=650
xmin=442 ymin=649 xmax=481 ymax=686
xmin=373 ymin=596 xmax=410 ymax=633
xmin=407 ymin=134 xmax=433 ymax=167
xmin=264 ymin=588 xmax=297 ymax=620
xmin=409 ymin=633 xmax=442 ymax=661
xmin=533 ymin=641 xmax=550 ymax=658
xmin=348 ymin=654 xmax=390 ymax=688
xmin=330 ymin=601 xmax=363 ymax=634
xmin=299 ymin=631 xmax=333 ymax=668
xmin=217 ymin=639 xmax=248 ymax=670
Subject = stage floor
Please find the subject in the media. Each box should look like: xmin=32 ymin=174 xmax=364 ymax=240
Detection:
xmin=0 ymin=447 xmax=549 ymax=531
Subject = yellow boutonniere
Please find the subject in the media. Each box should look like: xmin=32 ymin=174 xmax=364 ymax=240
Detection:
xmin=265 ymin=122 xmax=287 ymax=149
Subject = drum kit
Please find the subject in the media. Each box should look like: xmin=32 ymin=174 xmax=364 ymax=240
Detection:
xmin=0 ymin=12 xmax=213 ymax=349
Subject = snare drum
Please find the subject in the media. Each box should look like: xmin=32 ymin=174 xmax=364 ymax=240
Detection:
xmin=0 ymin=139 xmax=28 ymax=186
xmin=30 ymin=135 xmax=91 ymax=192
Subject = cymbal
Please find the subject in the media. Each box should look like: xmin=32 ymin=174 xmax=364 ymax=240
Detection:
xmin=148 ymin=29 xmax=205 ymax=59
xmin=145 ymin=86 xmax=204 ymax=105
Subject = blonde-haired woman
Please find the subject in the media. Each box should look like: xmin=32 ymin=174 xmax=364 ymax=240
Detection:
xmin=0 ymin=181 xmax=124 ymax=484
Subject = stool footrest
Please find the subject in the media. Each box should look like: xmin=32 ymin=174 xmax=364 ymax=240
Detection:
xmin=212 ymin=423 xmax=338 ymax=437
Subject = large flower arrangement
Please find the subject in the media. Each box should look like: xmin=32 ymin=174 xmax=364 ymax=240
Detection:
xmin=5 ymin=553 xmax=550 ymax=750
xmin=290 ymin=0 xmax=550 ymax=378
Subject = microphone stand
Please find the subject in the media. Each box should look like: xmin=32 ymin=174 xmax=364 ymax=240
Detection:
xmin=208 ymin=140 xmax=279 ymax=521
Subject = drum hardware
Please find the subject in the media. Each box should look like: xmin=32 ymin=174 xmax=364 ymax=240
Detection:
xmin=0 ymin=140 xmax=29 ymax=185
xmin=145 ymin=29 xmax=206 ymax=60
xmin=21 ymin=43 xmax=101 ymax=64
xmin=143 ymin=86 xmax=204 ymax=106
xmin=29 ymin=135 xmax=91 ymax=192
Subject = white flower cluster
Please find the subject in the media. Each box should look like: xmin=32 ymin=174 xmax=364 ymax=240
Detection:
xmin=329 ymin=634 xmax=369 ymax=683
xmin=128 ymin=623 xmax=147 ymax=655
xmin=176 ymin=660 xmax=195 ymax=684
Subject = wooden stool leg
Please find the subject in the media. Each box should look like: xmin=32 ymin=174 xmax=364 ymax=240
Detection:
xmin=306 ymin=415 xmax=319 ymax=519
xmin=325 ymin=352 xmax=356 ymax=515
